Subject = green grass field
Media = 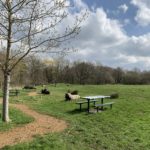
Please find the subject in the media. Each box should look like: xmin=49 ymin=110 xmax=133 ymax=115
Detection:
xmin=1 ymin=84 xmax=150 ymax=150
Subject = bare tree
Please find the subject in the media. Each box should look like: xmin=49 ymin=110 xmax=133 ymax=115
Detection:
xmin=0 ymin=0 xmax=87 ymax=122
xmin=26 ymin=56 xmax=45 ymax=85
xmin=74 ymin=62 xmax=95 ymax=85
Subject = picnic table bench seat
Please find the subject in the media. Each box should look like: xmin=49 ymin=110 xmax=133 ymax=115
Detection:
xmin=95 ymin=102 xmax=114 ymax=112
xmin=76 ymin=99 xmax=98 ymax=111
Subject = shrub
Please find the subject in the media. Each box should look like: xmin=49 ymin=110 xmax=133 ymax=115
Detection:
xmin=41 ymin=89 xmax=50 ymax=95
xmin=23 ymin=85 xmax=36 ymax=89
xmin=71 ymin=90 xmax=78 ymax=95
xmin=110 ymin=93 xmax=119 ymax=99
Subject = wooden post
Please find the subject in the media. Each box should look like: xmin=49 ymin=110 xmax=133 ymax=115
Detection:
xmin=101 ymin=98 xmax=104 ymax=110
xmin=87 ymin=99 xmax=90 ymax=113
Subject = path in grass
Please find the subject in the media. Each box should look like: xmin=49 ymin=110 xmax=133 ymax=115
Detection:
xmin=0 ymin=99 xmax=67 ymax=149
xmin=28 ymin=91 xmax=38 ymax=96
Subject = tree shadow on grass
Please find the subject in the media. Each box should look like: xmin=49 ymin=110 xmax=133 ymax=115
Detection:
xmin=66 ymin=108 xmax=87 ymax=115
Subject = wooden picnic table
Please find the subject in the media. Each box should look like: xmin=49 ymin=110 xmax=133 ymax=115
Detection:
xmin=82 ymin=95 xmax=110 ymax=113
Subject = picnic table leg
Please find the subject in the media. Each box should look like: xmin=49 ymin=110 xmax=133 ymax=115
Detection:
xmin=15 ymin=90 xmax=18 ymax=96
xmin=93 ymin=99 xmax=96 ymax=106
xmin=79 ymin=104 xmax=82 ymax=111
xmin=101 ymin=98 xmax=104 ymax=110
xmin=87 ymin=99 xmax=90 ymax=113
xmin=96 ymin=107 xmax=99 ymax=112
xmin=110 ymin=104 xmax=112 ymax=109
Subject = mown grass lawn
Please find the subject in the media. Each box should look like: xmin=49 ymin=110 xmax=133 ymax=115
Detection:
xmin=1 ymin=84 xmax=150 ymax=150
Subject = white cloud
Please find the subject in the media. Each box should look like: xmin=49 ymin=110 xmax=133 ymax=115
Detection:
xmin=131 ymin=0 xmax=150 ymax=26
xmin=75 ymin=8 xmax=127 ymax=48
xmin=118 ymin=4 xmax=128 ymax=13
xmin=72 ymin=0 xmax=88 ymax=10
xmin=3 ymin=0 xmax=149 ymax=70
xmin=64 ymin=3 xmax=150 ymax=70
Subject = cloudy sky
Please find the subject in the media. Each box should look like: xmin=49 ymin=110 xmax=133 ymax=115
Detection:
xmin=65 ymin=0 xmax=150 ymax=70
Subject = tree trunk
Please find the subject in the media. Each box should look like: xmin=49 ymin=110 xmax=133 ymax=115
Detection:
xmin=2 ymin=73 xmax=10 ymax=122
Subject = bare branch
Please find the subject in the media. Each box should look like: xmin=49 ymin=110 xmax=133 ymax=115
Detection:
xmin=11 ymin=14 xmax=67 ymax=43
xmin=11 ymin=0 xmax=27 ymax=11
xmin=2 ymin=0 xmax=87 ymax=72
xmin=0 ymin=28 xmax=6 ymax=36
xmin=27 ymin=0 xmax=38 ymax=49
xmin=0 ymin=22 xmax=8 ymax=31
xmin=0 ymin=0 xmax=8 ymax=10
xmin=0 ymin=12 xmax=8 ymax=20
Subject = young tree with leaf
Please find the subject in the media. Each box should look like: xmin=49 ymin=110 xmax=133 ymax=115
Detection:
xmin=0 ymin=0 xmax=87 ymax=122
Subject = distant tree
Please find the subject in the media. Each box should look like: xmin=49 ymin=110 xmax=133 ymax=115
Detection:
xmin=113 ymin=67 xmax=124 ymax=84
xmin=122 ymin=71 xmax=141 ymax=84
xmin=26 ymin=56 xmax=46 ymax=85
xmin=11 ymin=60 xmax=28 ymax=86
xmin=74 ymin=62 xmax=95 ymax=84
xmin=62 ymin=65 xmax=71 ymax=83
xmin=141 ymin=72 xmax=150 ymax=84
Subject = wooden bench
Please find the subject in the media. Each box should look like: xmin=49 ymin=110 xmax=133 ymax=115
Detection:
xmin=95 ymin=102 xmax=114 ymax=112
xmin=10 ymin=90 xmax=19 ymax=96
xmin=76 ymin=99 xmax=98 ymax=111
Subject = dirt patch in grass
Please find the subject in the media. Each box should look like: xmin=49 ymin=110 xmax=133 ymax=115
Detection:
xmin=0 ymin=100 xmax=67 ymax=149
xmin=28 ymin=92 xmax=38 ymax=96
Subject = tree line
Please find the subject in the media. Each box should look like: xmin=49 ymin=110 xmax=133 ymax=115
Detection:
xmin=1 ymin=56 xmax=150 ymax=87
